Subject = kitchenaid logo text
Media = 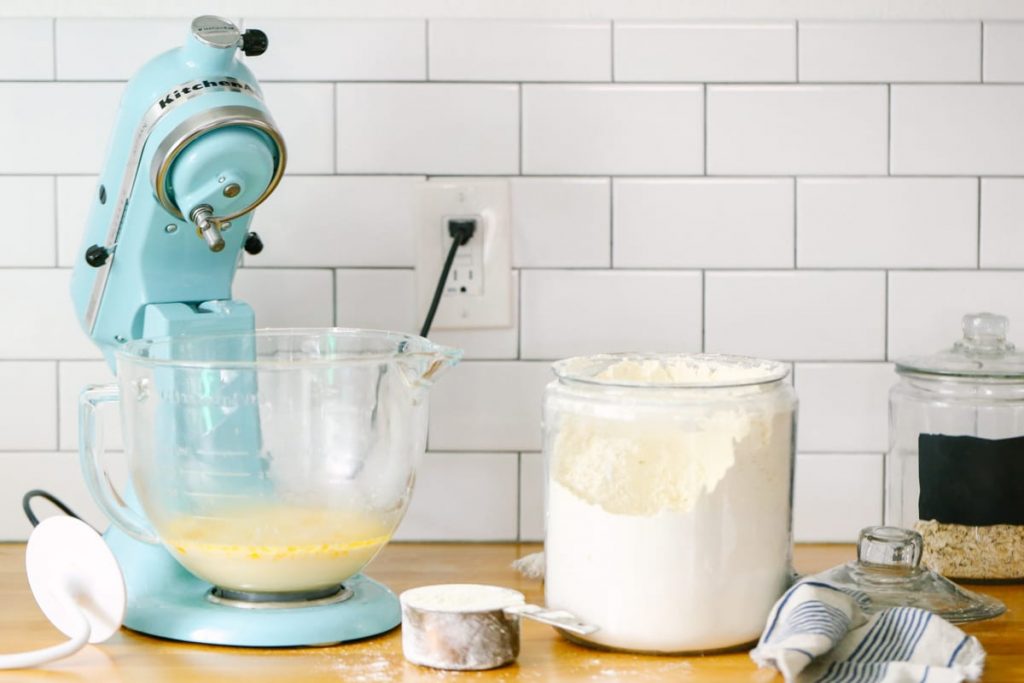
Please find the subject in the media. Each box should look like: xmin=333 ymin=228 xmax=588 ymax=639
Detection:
xmin=158 ymin=388 xmax=259 ymax=408
xmin=157 ymin=78 xmax=254 ymax=109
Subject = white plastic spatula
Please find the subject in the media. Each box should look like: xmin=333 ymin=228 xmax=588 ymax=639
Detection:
xmin=0 ymin=516 xmax=125 ymax=669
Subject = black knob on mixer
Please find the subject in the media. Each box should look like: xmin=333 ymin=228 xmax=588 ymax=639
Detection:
xmin=84 ymin=244 xmax=110 ymax=268
xmin=243 ymin=232 xmax=264 ymax=255
xmin=241 ymin=29 xmax=268 ymax=57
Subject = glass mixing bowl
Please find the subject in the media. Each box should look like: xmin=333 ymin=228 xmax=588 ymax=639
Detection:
xmin=79 ymin=329 xmax=460 ymax=594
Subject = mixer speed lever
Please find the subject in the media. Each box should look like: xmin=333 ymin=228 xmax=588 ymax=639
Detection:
xmin=190 ymin=205 xmax=225 ymax=253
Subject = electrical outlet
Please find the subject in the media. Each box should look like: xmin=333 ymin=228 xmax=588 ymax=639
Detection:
xmin=416 ymin=180 xmax=512 ymax=330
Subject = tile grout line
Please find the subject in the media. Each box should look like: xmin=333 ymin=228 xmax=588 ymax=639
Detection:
xmin=518 ymin=85 xmax=524 ymax=175
xmin=792 ymin=177 xmax=798 ymax=268
xmin=884 ymin=270 xmax=890 ymax=362
xmin=794 ymin=20 xmax=800 ymax=82
xmin=516 ymin=268 xmax=523 ymax=360
xmin=515 ymin=451 xmax=522 ymax=541
xmin=980 ymin=21 xmax=985 ymax=82
xmin=886 ymin=84 xmax=892 ymax=176
xmin=332 ymin=82 xmax=338 ymax=174
xmin=54 ymin=359 xmax=61 ymax=452
xmin=700 ymin=269 xmax=706 ymax=352
xmin=29 ymin=78 xmax=1024 ymax=86
xmin=977 ymin=177 xmax=982 ymax=268
xmin=52 ymin=175 xmax=59 ymax=267
xmin=331 ymin=268 xmax=338 ymax=326
xmin=424 ymin=20 xmax=430 ymax=81
xmin=608 ymin=177 xmax=615 ymax=267
xmin=702 ymin=83 xmax=708 ymax=175
xmin=2 ymin=172 xmax=1017 ymax=179
xmin=610 ymin=19 xmax=616 ymax=82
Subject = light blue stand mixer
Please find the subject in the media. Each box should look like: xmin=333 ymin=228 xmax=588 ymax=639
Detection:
xmin=69 ymin=16 xmax=415 ymax=647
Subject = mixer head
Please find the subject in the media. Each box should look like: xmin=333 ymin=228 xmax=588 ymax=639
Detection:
xmin=70 ymin=16 xmax=287 ymax=362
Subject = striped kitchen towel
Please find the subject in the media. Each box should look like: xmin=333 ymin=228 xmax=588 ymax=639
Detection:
xmin=750 ymin=580 xmax=985 ymax=683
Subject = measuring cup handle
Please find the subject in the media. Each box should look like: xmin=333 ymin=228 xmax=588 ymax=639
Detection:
xmin=79 ymin=383 xmax=160 ymax=545
xmin=504 ymin=604 xmax=598 ymax=636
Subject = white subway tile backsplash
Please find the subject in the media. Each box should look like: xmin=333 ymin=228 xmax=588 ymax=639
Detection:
xmin=705 ymin=271 xmax=886 ymax=360
xmin=56 ymin=19 xmax=182 ymax=80
xmin=0 ymin=178 xmax=55 ymax=267
xmin=0 ymin=83 xmax=121 ymax=174
xmin=891 ymin=85 xmax=1024 ymax=174
xmin=336 ymin=269 xmax=416 ymax=333
xmin=888 ymin=271 xmax=1024 ymax=358
xmin=615 ymin=22 xmax=795 ymax=82
xmin=983 ymin=22 xmax=1024 ymax=82
xmin=0 ymin=363 xmax=56 ymax=450
xmin=511 ymin=178 xmax=610 ymax=268
xmin=244 ymin=19 xmax=425 ymax=81
xmin=0 ymin=270 xmax=97 ymax=360
xmin=520 ymin=270 xmax=702 ymax=359
xmin=334 ymin=268 xmax=520 ymax=360
xmin=260 ymin=83 xmax=334 ymax=174
xmin=0 ymin=19 xmax=53 ymax=80
xmin=430 ymin=20 xmax=610 ymax=82
xmin=56 ymin=176 xmax=97 ymax=268
xmin=393 ymin=452 xmax=518 ymax=541
xmin=5 ymin=13 xmax=1024 ymax=543
xmin=795 ymin=363 xmax=895 ymax=453
xmin=519 ymin=452 xmax=545 ymax=542
xmin=796 ymin=178 xmax=978 ymax=268
xmin=613 ymin=178 xmax=794 ymax=268
xmin=799 ymin=21 xmax=980 ymax=82
xmin=0 ymin=452 xmax=126 ymax=541
xmin=794 ymin=453 xmax=883 ymax=543
xmin=233 ymin=268 xmax=334 ymax=328
xmin=336 ymin=84 xmax=518 ymax=174
xmin=980 ymin=179 xmax=1024 ymax=268
xmin=522 ymin=85 xmax=703 ymax=175
xmin=707 ymin=86 xmax=888 ymax=175
xmin=248 ymin=176 xmax=420 ymax=267
xmin=428 ymin=361 xmax=552 ymax=452
xmin=58 ymin=361 xmax=119 ymax=452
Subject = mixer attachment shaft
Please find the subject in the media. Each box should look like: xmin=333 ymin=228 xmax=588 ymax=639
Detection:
xmin=190 ymin=204 xmax=224 ymax=252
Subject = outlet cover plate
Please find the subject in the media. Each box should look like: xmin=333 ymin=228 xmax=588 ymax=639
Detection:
xmin=416 ymin=180 xmax=512 ymax=330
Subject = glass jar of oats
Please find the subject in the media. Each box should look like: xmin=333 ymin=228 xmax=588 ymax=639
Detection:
xmin=887 ymin=313 xmax=1024 ymax=582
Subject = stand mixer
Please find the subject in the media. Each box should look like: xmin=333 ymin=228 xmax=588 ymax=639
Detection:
xmin=67 ymin=16 xmax=437 ymax=647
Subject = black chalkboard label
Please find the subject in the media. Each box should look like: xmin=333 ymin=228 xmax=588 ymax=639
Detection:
xmin=918 ymin=433 xmax=1024 ymax=525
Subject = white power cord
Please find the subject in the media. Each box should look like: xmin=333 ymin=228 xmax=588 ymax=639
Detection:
xmin=0 ymin=516 xmax=125 ymax=670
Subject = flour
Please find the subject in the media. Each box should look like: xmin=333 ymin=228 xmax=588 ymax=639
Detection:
xmin=544 ymin=355 xmax=794 ymax=653
xmin=401 ymin=584 xmax=525 ymax=613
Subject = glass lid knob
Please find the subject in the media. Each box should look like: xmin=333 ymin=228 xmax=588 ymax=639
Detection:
xmin=857 ymin=526 xmax=922 ymax=571
xmin=954 ymin=312 xmax=1014 ymax=355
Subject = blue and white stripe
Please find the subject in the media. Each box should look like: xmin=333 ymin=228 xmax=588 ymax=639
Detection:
xmin=750 ymin=580 xmax=986 ymax=683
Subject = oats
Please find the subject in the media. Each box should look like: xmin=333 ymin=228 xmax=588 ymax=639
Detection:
xmin=915 ymin=519 xmax=1024 ymax=580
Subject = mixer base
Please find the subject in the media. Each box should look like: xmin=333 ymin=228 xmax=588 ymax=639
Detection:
xmin=105 ymin=524 xmax=401 ymax=647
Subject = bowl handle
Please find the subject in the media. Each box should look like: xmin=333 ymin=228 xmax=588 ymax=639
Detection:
xmin=78 ymin=384 xmax=161 ymax=545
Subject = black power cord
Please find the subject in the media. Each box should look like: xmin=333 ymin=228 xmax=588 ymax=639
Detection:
xmin=419 ymin=218 xmax=477 ymax=338
xmin=22 ymin=489 xmax=89 ymax=528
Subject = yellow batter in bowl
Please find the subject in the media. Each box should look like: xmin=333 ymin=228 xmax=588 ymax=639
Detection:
xmin=160 ymin=505 xmax=395 ymax=593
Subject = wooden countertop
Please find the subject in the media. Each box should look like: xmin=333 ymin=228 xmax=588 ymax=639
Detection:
xmin=0 ymin=543 xmax=1020 ymax=681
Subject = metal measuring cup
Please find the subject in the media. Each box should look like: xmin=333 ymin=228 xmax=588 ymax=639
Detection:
xmin=400 ymin=583 xmax=596 ymax=670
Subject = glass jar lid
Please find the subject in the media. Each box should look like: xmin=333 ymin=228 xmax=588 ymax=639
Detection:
xmin=895 ymin=313 xmax=1024 ymax=380
xmin=813 ymin=527 xmax=1005 ymax=624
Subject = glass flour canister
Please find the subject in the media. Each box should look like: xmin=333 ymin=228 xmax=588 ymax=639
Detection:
xmin=887 ymin=313 xmax=1024 ymax=582
xmin=542 ymin=353 xmax=796 ymax=654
